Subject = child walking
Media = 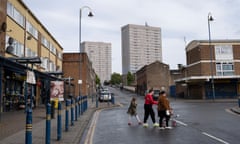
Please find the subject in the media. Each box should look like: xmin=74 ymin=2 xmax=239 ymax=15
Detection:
xmin=127 ymin=97 xmax=142 ymax=125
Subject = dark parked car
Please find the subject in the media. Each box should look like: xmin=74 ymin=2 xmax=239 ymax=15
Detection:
xmin=153 ymin=90 xmax=160 ymax=101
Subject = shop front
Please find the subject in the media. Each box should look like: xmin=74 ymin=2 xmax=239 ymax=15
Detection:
xmin=0 ymin=56 xmax=60 ymax=112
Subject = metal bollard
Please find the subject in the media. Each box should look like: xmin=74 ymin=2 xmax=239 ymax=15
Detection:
xmin=71 ymin=98 xmax=74 ymax=126
xmin=81 ymin=96 xmax=83 ymax=115
xmin=75 ymin=97 xmax=78 ymax=121
xmin=83 ymin=96 xmax=87 ymax=112
xmin=25 ymin=108 xmax=32 ymax=144
xmin=45 ymin=103 xmax=51 ymax=144
xmin=96 ymin=95 xmax=98 ymax=108
xmin=86 ymin=96 xmax=88 ymax=110
xmin=238 ymin=96 xmax=240 ymax=107
xmin=111 ymin=96 xmax=115 ymax=104
xmin=65 ymin=99 xmax=70 ymax=131
xmin=57 ymin=102 xmax=62 ymax=141
xmin=83 ymin=96 xmax=85 ymax=112
xmin=51 ymin=101 xmax=55 ymax=119
xmin=78 ymin=97 xmax=81 ymax=116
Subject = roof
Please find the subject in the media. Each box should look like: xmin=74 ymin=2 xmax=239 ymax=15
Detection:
xmin=186 ymin=39 xmax=240 ymax=52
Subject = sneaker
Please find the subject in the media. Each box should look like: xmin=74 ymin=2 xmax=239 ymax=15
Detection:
xmin=128 ymin=122 xmax=131 ymax=126
xmin=165 ymin=126 xmax=172 ymax=129
xmin=143 ymin=123 xmax=149 ymax=127
xmin=158 ymin=127 xmax=165 ymax=130
xmin=153 ymin=123 xmax=159 ymax=127
xmin=138 ymin=122 xmax=143 ymax=125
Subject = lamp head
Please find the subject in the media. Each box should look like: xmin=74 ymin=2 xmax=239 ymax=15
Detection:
xmin=209 ymin=15 xmax=214 ymax=21
xmin=88 ymin=11 xmax=94 ymax=17
xmin=208 ymin=13 xmax=214 ymax=21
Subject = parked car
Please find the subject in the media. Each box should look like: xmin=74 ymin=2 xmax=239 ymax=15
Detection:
xmin=99 ymin=91 xmax=112 ymax=102
xmin=153 ymin=89 xmax=161 ymax=101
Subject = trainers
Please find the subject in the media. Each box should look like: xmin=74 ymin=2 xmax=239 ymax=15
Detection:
xmin=128 ymin=122 xmax=131 ymax=126
xmin=153 ymin=123 xmax=159 ymax=127
xmin=143 ymin=123 xmax=148 ymax=127
xmin=158 ymin=127 xmax=165 ymax=130
xmin=138 ymin=122 xmax=143 ymax=125
xmin=165 ymin=126 xmax=172 ymax=129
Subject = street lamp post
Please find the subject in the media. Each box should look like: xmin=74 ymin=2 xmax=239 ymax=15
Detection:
xmin=208 ymin=12 xmax=215 ymax=100
xmin=79 ymin=6 xmax=93 ymax=96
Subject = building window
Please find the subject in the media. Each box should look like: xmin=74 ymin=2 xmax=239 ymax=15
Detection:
xmin=216 ymin=62 xmax=234 ymax=76
xmin=215 ymin=45 xmax=233 ymax=60
xmin=5 ymin=35 xmax=24 ymax=57
xmin=26 ymin=21 xmax=38 ymax=39
xmin=41 ymin=57 xmax=49 ymax=71
xmin=215 ymin=45 xmax=232 ymax=54
xmin=25 ymin=48 xmax=37 ymax=57
xmin=7 ymin=2 xmax=25 ymax=27
xmin=41 ymin=36 xmax=50 ymax=49
xmin=57 ymin=51 xmax=62 ymax=59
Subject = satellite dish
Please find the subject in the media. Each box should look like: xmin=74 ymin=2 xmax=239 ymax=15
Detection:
xmin=6 ymin=45 xmax=14 ymax=54
xmin=1 ymin=22 xmax=7 ymax=32
xmin=8 ymin=37 xmax=14 ymax=45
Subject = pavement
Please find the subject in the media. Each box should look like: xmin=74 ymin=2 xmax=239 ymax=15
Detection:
xmin=0 ymin=99 xmax=120 ymax=144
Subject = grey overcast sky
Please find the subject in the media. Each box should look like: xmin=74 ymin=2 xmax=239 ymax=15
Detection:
xmin=22 ymin=0 xmax=240 ymax=74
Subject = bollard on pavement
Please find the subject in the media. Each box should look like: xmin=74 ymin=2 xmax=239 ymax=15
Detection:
xmin=111 ymin=95 xmax=115 ymax=104
xmin=81 ymin=96 xmax=83 ymax=115
xmin=57 ymin=102 xmax=62 ymax=141
xmin=78 ymin=96 xmax=81 ymax=116
xmin=71 ymin=98 xmax=74 ymax=126
xmin=51 ymin=100 xmax=55 ymax=119
xmin=75 ymin=97 xmax=78 ymax=121
xmin=25 ymin=108 xmax=32 ymax=144
xmin=65 ymin=99 xmax=70 ymax=131
xmin=86 ymin=96 xmax=88 ymax=110
xmin=46 ymin=103 xmax=51 ymax=144
xmin=238 ymin=96 xmax=240 ymax=107
xmin=96 ymin=95 xmax=98 ymax=108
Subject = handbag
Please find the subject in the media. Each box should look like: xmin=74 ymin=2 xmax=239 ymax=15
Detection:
xmin=166 ymin=110 xmax=170 ymax=116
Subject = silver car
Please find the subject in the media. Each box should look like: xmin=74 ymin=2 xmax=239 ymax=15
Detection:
xmin=99 ymin=92 xmax=112 ymax=102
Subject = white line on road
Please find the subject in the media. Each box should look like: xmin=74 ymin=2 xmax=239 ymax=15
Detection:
xmin=175 ymin=120 xmax=188 ymax=126
xmin=84 ymin=110 xmax=101 ymax=144
xmin=202 ymin=132 xmax=229 ymax=144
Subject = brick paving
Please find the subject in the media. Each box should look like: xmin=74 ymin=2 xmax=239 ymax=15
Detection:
xmin=0 ymin=100 xmax=119 ymax=144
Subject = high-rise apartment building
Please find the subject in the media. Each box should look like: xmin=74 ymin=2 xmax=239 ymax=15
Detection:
xmin=82 ymin=41 xmax=112 ymax=84
xmin=121 ymin=24 xmax=162 ymax=74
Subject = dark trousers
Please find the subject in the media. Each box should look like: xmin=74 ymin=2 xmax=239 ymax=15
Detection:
xmin=158 ymin=110 xmax=170 ymax=127
xmin=143 ymin=104 xmax=156 ymax=123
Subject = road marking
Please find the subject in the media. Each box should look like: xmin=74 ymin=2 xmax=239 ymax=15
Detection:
xmin=202 ymin=132 xmax=229 ymax=144
xmin=84 ymin=110 xmax=101 ymax=144
xmin=175 ymin=120 xmax=188 ymax=126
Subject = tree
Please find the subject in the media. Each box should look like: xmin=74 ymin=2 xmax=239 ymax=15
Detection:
xmin=110 ymin=72 xmax=122 ymax=85
xmin=95 ymin=75 xmax=100 ymax=86
xmin=127 ymin=71 xmax=134 ymax=85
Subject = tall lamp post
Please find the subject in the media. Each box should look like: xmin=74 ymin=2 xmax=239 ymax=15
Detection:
xmin=79 ymin=6 xmax=94 ymax=96
xmin=208 ymin=12 xmax=215 ymax=100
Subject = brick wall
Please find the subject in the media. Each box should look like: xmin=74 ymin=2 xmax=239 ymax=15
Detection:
xmin=63 ymin=53 xmax=96 ymax=97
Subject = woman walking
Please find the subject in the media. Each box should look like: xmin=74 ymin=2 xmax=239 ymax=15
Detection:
xmin=143 ymin=89 xmax=159 ymax=127
xmin=157 ymin=91 xmax=172 ymax=129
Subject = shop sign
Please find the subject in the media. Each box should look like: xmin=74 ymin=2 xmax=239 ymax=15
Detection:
xmin=26 ymin=70 xmax=36 ymax=84
xmin=50 ymin=81 xmax=64 ymax=101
